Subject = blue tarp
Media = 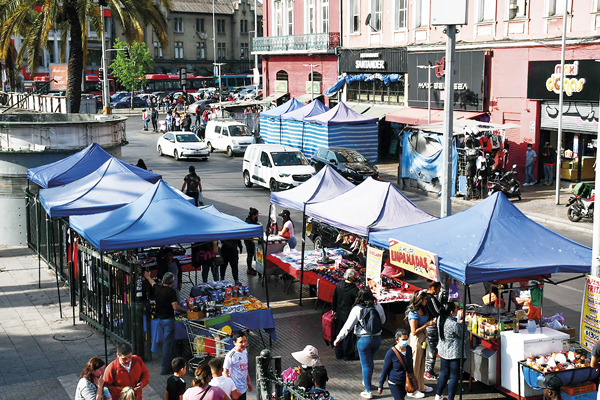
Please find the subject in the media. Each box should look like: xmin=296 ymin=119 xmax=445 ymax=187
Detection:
xmin=259 ymin=99 xmax=304 ymax=144
xmin=325 ymin=74 xmax=404 ymax=97
xmin=304 ymin=177 xmax=436 ymax=237
xmin=304 ymin=102 xmax=378 ymax=126
xmin=260 ymin=98 xmax=303 ymax=119
xmin=279 ymin=100 xmax=330 ymax=150
xmin=369 ymin=192 xmax=592 ymax=284
xmin=270 ymin=165 xmax=354 ymax=211
xmin=69 ymin=181 xmax=264 ymax=251
xmin=39 ymin=158 xmax=188 ymax=218
xmin=401 ymin=131 xmax=458 ymax=196
xmin=27 ymin=143 xmax=161 ymax=188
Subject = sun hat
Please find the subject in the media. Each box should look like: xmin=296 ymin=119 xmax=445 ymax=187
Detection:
xmin=291 ymin=345 xmax=322 ymax=367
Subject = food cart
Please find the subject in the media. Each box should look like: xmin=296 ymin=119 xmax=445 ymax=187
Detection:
xmin=369 ymin=192 xmax=593 ymax=399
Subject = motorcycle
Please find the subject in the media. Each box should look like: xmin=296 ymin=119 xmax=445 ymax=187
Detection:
xmin=487 ymin=164 xmax=522 ymax=200
xmin=566 ymin=191 xmax=595 ymax=222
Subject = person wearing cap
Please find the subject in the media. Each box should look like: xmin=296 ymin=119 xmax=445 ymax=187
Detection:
xmin=291 ymin=345 xmax=326 ymax=392
xmin=278 ymin=210 xmax=296 ymax=249
xmin=538 ymin=374 xmax=562 ymax=400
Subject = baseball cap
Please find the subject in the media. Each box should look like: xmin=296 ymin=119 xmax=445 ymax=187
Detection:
xmin=279 ymin=210 xmax=290 ymax=218
xmin=538 ymin=374 xmax=562 ymax=391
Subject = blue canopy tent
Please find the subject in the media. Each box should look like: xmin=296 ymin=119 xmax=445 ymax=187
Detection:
xmin=27 ymin=143 xmax=161 ymax=188
xmin=305 ymin=177 xmax=436 ymax=238
xmin=369 ymin=192 xmax=592 ymax=284
xmin=259 ymin=98 xmax=303 ymax=144
xmin=69 ymin=181 xmax=264 ymax=252
xmin=39 ymin=158 xmax=192 ymax=218
xmin=279 ymin=100 xmax=330 ymax=151
xmin=302 ymin=102 xmax=379 ymax=160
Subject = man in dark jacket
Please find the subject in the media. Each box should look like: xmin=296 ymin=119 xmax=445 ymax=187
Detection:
xmin=332 ymin=268 xmax=359 ymax=360
xmin=151 ymin=106 xmax=159 ymax=132
xmin=220 ymin=239 xmax=243 ymax=285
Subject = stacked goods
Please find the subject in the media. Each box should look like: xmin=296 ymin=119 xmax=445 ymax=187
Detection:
xmin=525 ymin=351 xmax=591 ymax=373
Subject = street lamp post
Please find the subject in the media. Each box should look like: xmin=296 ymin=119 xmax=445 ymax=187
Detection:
xmin=213 ymin=63 xmax=225 ymax=102
xmin=303 ymin=63 xmax=320 ymax=101
xmin=417 ymin=63 xmax=435 ymax=124
xmin=100 ymin=4 xmax=110 ymax=114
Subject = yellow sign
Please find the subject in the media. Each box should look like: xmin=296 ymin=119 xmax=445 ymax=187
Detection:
xmin=581 ymin=276 xmax=600 ymax=352
xmin=256 ymin=247 xmax=264 ymax=265
xmin=274 ymin=80 xmax=288 ymax=93
xmin=389 ymin=239 xmax=438 ymax=282
xmin=365 ymin=246 xmax=383 ymax=295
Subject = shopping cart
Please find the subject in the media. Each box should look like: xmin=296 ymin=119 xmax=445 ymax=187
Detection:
xmin=184 ymin=319 xmax=248 ymax=371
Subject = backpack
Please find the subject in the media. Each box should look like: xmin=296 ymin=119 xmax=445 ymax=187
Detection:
xmin=186 ymin=174 xmax=200 ymax=192
xmin=358 ymin=305 xmax=382 ymax=335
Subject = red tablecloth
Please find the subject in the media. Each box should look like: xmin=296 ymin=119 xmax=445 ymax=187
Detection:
xmin=266 ymin=255 xmax=321 ymax=285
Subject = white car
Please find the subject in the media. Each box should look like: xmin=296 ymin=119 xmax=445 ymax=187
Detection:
xmin=157 ymin=132 xmax=210 ymax=161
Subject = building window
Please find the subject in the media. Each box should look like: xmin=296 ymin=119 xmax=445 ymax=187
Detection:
xmin=478 ymin=0 xmax=496 ymax=21
xmin=308 ymin=71 xmax=322 ymax=82
xmin=414 ymin=0 xmax=429 ymax=27
xmin=217 ymin=19 xmax=226 ymax=34
xmin=276 ymin=70 xmax=288 ymax=80
xmin=307 ymin=0 xmax=316 ymax=34
xmin=546 ymin=0 xmax=567 ymax=16
xmin=218 ymin=43 xmax=226 ymax=59
xmin=347 ymin=80 xmax=405 ymax=104
xmin=596 ymin=0 xmax=600 ymax=12
xmin=370 ymin=0 xmax=382 ymax=31
xmin=322 ymin=0 xmax=329 ymax=32
xmin=507 ymin=0 xmax=527 ymax=19
xmin=240 ymin=43 xmax=249 ymax=59
xmin=240 ymin=19 xmax=248 ymax=34
xmin=174 ymin=42 xmax=184 ymax=59
xmin=351 ymin=0 xmax=360 ymax=32
xmin=197 ymin=42 xmax=206 ymax=59
xmin=153 ymin=41 xmax=163 ymax=58
xmin=395 ymin=0 xmax=407 ymax=29
xmin=287 ymin=0 xmax=294 ymax=35
xmin=174 ymin=18 xmax=183 ymax=33
xmin=196 ymin=18 xmax=205 ymax=32
xmin=274 ymin=1 xmax=283 ymax=36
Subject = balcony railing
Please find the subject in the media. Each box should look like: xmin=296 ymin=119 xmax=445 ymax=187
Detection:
xmin=252 ymin=32 xmax=340 ymax=54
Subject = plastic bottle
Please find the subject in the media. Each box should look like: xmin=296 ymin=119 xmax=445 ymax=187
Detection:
xmin=513 ymin=317 xmax=519 ymax=333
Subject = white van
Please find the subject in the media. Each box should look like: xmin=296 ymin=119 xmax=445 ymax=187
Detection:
xmin=243 ymin=144 xmax=316 ymax=191
xmin=205 ymin=119 xmax=255 ymax=157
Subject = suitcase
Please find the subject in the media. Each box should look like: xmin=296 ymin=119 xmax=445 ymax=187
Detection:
xmin=322 ymin=310 xmax=335 ymax=347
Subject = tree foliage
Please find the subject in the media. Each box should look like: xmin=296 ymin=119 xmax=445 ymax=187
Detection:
xmin=109 ymin=38 xmax=153 ymax=93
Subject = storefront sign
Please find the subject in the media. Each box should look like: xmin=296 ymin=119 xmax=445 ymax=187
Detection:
xmin=389 ymin=239 xmax=438 ymax=282
xmin=274 ymin=80 xmax=288 ymax=93
xmin=339 ymin=47 xmax=407 ymax=74
xmin=407 ymin=51 xmax=485 ymax=112
xmin=581 ymin=276 xmax=600 ymax=352
xmin=528 ymin=60 xmax=600 ymax=101
xmin=365 ymin=246 xmax=384 ymax=295
xmin=50 ymin=63 xmax=68 ymax=91
xmin=305 ymin=81 xmax=321 ymax=95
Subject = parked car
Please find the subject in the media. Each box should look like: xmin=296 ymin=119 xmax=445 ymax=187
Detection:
xmin=306 ymin=218 xmax=349 ymax=250
xmin=110 ymin=92 xmax=129 ymax=102
xmin=110 ymin=95 xmax=147 ymax=109
xmin=242 ymin=144 xmax=315 ymax=191
xmin=310 ymin=147 xmax=379 ymax=184
xmin=204 ymin=119 xmax=255 ymax=156
xmin=156 ymin=132 xmax=210 ymax=161
xmin=188 ymin=99 xmax=217 ymax=114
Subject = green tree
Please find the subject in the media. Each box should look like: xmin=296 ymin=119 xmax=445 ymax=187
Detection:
xmin=109 ymin=38 xmax=153 ymax=108
xmin=0 ymin=0 xmax=170 ymax=113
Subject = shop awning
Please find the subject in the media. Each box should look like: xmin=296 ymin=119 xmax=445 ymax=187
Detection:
xmin=385 ymin=107 xmax=485 ymax=125
xmin=347 ymin=104 xmax=371 ymax=114
xmin=295 ymin=93 xmax=322 ymax=104
xmin=363 ymin=106 xmax=400 ymax=120
xmin=263 ymin=92 xmax=288 ymax=103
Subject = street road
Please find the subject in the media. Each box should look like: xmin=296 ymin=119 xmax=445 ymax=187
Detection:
xmin=122 ymin=118 xmax=590 ymax=331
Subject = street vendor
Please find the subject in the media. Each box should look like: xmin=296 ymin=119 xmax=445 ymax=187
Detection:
xmin=381 ymin=252 xmax=404 ymax=279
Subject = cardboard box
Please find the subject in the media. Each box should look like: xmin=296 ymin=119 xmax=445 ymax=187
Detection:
xmin=186 ymin=311 xmax=206 ymax=320
xmin=558 ymin=327 xmax=576 ymax=339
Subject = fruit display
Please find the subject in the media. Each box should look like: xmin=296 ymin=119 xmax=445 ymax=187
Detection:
xmin=525 ymin=351 xmax=591 ymax=373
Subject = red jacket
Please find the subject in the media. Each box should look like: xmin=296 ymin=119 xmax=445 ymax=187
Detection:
xmin=103 ymin=355 xmax=150 ymax=400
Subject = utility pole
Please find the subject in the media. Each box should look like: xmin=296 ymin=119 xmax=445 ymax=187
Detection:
xmin=417 ymin=63 xmax=435 ymax=124
xmin=304 ymin=63 xmax=320 ymax=101
xmin=213 ymin=0 xmax=217 ymax=83
xmin=213 ymin=63 xmax=225 ymax=102
xmin=555 ymin=0 xmax=569 ymax=205
xmin=441 ymin=25 xmax=456 ymax=218
xmin=254 ymin=0 xmax=259 ymax=85
xmin=592 ymin=61 xmax=600 ymax=278
xmin=100 ymin=1 xmax=110 ymax=114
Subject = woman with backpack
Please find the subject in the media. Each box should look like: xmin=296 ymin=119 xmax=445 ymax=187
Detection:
xmin=406 ymin=291 xmax=435 ymax=397
xmin=333 ymin=288 xmax=385 ymax=399
xmin=435 ymin=302 xmax=466 ymax=400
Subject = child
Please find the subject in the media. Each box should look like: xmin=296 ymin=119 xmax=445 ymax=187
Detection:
xmin=224 ymin=331 xmax=253 ymax=400
xmin=209 ymin=357 xmax=241 ymax=399
xmin=120 ymin=387 xmax=136 ymax=400
xmin=165 ymin=357 xmax=186 ymax=400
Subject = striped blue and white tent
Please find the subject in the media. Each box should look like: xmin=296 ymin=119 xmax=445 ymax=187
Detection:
xmin=280 ymin=100 xmax=330 ymax=151
xmin=302 ymin=102 xmax=379 ymax=161
xmin=259 ymin=98 xmax=303 ymax=144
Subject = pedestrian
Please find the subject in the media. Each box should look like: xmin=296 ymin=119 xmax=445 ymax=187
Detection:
xmin=184 ymin=365 xmax=228 ymax=400
xmin=224 ymin=331 xmax=253 ymax=400
xmin=424 ymin=282 xmax=442 ymax=381
xmin=174 ymin=112 xmax=182 ymax=131
xmin=142 ymin=108 xmax=149 ymax=131
xmin=182 ymin=166 xmax=203 ymax=207
xmin=209 ymin=357 xmax=242 ymax=400
xmin=219 ymin=239 xmax=243 ymax=285
xmin=157 ymin=247 xmax=182 ymax=295
xmin=377 ymin=329 xmax=415 ymax=400
xmin=290 ymin=345 xmax=326 ymax=392
xmin=590 ymin=341 xmax=600 ymax=398
xmin=524 ymin=143 xmax=537 ymax=186
xmin=278 ymin=210 xmax=296 ymax=249
xmin=537 ymin=375 xmax=563 ymax=400
xmin=405 ymin=291 xmax=434 ymax=396
xmin=166 ymin=111 xmax=173 ymax=132
xmin=243 ymin=208 xmax=259 ymax=276
xmin=435 ymin=302 xmax=467 ymax=400
xmin=165 ymin=357 xmax=187 ymax=400
xmin=306 ymin=368 xmax=334 ymax=400
xmin=103 ymin=343 xmax=150 ymax=400
xmin=333 ymin=288 xmax=386 ymax=399
xmin=183 ymin=112 xmax=192 ymax=132
xmin=540 ymin=142 xmax=556 ymax=186
xmin=142 ymin=272 xmax=188 ymax=375
xmin=195 ymin=107 xmax=202 ymax=127
xmin=75 ymin=357 xmax=108 ymax=400
xmin=135 ymin=159 xmax=147 ymax=170
xmin=332 ymin=268 xmax=359 ymax=361
xmin=164 ymin=95 xmax=171 ymax=112
xmin=151 ymin=106 xmax=159 ymax=132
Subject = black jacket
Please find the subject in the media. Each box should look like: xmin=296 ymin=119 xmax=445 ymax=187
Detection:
xmin=332 ymin=281 xmax=359 ymax=322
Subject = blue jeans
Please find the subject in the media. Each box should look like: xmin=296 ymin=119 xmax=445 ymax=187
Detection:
xmin=288 ymin=237 xmax=297 ymax=249
xmin=389 ymin=383 xmax=406 ymax=400
xmin=356 ymin=335 xmax=382 ymax=392
xmin=158 ymin=317 xmax=176 ymax=374
xmin=143 ymin=119 xmax=149 ymax=130
xmin=525 ymin=165 xmax=535 ymax=184
xmin=544 ymin=164 xmax=554 ymax=183
xmin=437 ymin=358 xmax=461 ymax=400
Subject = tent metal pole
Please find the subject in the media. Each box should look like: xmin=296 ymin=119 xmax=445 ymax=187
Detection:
xmin=459 ymin=283 xmax=468 ymax=400
xmin=51 ymin=219 xmax=63 ymax=319
xmin=263 ymin=203 xmax=272 ymax=308
xmin=100 ymin=255 xmax=108 ymax=365
xmin=36 ymin=198 xmax=41 ymax=289
xmin=299 ymin=213 xmax=307 ymax=307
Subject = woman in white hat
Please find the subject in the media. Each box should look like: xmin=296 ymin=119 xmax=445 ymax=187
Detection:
xmin=291 ymin=345 xmax=326 ymax=391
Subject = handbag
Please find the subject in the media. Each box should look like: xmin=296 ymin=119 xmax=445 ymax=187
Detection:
xmin=392 ymin=346 xmax=418 ymax=394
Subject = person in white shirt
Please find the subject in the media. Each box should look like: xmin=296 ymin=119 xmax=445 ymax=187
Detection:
xmin=223 ymin=331 xmax=253 ymax=400
xmin=209 ymin=357 xmax=241 ymax=399
xmin=278 ymin=210 xmax=296 ymax=249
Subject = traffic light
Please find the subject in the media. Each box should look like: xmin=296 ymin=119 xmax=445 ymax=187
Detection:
xmin=124 ymin=46 xmax=131 ymax=60
xmin=98 ymin=68 xmax=104 ymax=81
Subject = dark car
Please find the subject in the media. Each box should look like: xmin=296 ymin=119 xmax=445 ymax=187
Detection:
xmin=110 ymin=95 xmax=147 ymax=109
xmin=310 ymin=147 xmax=379 ymax=184
xmin=306 ymin=218 xmax=361 ymax=255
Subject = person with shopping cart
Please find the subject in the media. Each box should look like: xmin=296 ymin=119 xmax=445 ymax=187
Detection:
xmin=142 ymin=271 xmax=188 ymax=375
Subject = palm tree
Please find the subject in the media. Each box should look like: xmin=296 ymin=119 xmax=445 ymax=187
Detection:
xmin=0 ymin=0 xmax=171 ymax=112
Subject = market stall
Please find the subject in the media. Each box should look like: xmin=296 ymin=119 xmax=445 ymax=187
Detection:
xmin=259 ymin=98 xmax=303 ymax=144
xmin=279 ymin=99 xmax=329 ymax=152
xmin=369 ymin=192 xmax=593 ymax=400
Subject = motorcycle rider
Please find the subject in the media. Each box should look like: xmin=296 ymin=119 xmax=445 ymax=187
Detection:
xmin=524 ymin=144 xmax=537 ymax=186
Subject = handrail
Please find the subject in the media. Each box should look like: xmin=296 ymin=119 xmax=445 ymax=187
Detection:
xmin=1 ymin=79 xmax=56 ymax=114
